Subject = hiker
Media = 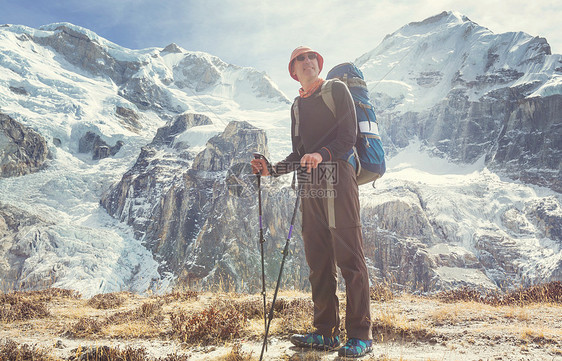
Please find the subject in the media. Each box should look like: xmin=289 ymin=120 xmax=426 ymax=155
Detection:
xmin=251 ymin=46 xmax=372 ymax=358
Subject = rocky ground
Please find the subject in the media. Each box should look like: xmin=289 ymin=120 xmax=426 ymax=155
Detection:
xmin=1 ymin=284 xmax=561 ymax=361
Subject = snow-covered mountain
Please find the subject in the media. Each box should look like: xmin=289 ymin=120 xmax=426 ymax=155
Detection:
xmin=0 ymin=13 xmax=560 ymax=297
xmin=0 ymin=22 xmax=290 ymax=296
xmin=358 ymin=11 xmax=560 ymax=111
xmin=356 ymin=11 xmax=561 ymax=290
xmin=359 ymin=11 xmax=561 ymax=191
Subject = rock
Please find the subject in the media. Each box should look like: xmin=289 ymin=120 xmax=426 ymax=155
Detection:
xmin=100 ymin=119 xmax=298 ymax=289
xmin=118 ymin=77 xmax=171 ymax=111
xmin=0 ymin=204 xmax=54 ymax=289
xmin=161 ymin=43 xmax=183 ymax=54
xmin=489 ymin=95 xmax=562 ymax=192
xmin=379 ymin=92 xmax=561 ymax=192
xmin=174 ymin=53 xmax=222 ymax=92
xmin=78 ymin=131 xmax=123 ymax=160
xmin=0 ymin=112 xmax=50 ymax=177
xmin=525 ymin=197 xmax=562 ymax=243
xmin=192 ymin=121 xmax=268 ymax=171
xmin=32 ymin=24 xmax=140 ymax=85
xmin=151 ymin=113 xmax=212 ymax=148
xmin=9 ymin=86 xmax=27 ymax=95
xmin=115 ymin=106 xmax=142 ymax=130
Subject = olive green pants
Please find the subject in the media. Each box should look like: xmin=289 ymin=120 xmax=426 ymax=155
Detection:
xmin=300 ymin=160 xmax=371 ymax=340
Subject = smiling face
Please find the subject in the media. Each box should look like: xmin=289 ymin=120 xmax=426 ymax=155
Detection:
xmin=292 ymin=52 xmax=320 ymax=86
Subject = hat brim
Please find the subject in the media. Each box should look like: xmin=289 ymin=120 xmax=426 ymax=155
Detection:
xmin=288 ymin=46 xmax=324 ymax=81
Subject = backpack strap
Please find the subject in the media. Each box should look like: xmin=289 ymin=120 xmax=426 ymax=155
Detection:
xmin=292 ymin=96 xmax=300 ymax=137
xmin=319 ymin=79 xmax=342 ymax=229
xmin=357 ymin=101 xmax=373 ymax=131
xmin=320 ymin=80 xmax=336 ymax=118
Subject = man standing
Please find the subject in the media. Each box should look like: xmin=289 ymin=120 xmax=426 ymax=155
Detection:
xmin=252 ymin=46 xmax=372 ymax=358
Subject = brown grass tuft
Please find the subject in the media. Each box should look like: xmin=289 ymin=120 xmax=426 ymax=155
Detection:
xmin=68 ymin=345 xmax=148 ymax=361
xmin=274 ymin=298 xmax=314 ymax=316
xmin=370 ymin=283 xmax=394 ymax=302
xmin=63 ymin=317 xmax=104 ymax=338
xmin=158 ymin=353 xmax=191 ymax=361
xmin=106 ymin=300 xmax=164 ymax=325
xmin=0 ymin=292 xmax=50 ymax=322
xmin=0 ymin=339 xmax=59 ymax=361
xmin=103 ymin=301 xmax=165 ymax=338
xmin=436 ymin=286 xmax=499 ymax=304
xmin=229 ymin=298 xmax=264 ymax=320
xmin=215 ymin=344 xmax=257 ymax=361
xmin=372 ymin=309 xmax=435 ymax=343
xmin=87 ymin=292 xmax=131 ymax=309
xmin=436 ymin=281 xmax=562 ymax=306
xmin=503 ymin=282 xmax=562 ymax=305
xmin=274 ymin=298 xmax=314 ymax=335
xmin=156 ymin=290 xmax=199 ymax=304
xmin=170 ymin=304 xmax=246 ymax=344
xmin=11 ymin=288 xmax=81 ymax=302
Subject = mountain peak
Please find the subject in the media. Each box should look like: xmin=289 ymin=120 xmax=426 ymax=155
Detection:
xmin=39 ymin=22 xmax=101 ymax=43
xmin=411 ymin=11 xmax=471 ymax=27
xmin=380 ymin=11 xmax=481 ymax=44
xmin=356 ymin=9 xmax=560 ymax=113
xmin=400 ymin=10 xmax=481 ymax=37
xmin=161 ymin=43 xmax=184 ymax=54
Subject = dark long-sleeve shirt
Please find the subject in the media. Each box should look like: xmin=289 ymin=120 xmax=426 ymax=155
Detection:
xmin=274 ymin=79 xmax=357 ymax=175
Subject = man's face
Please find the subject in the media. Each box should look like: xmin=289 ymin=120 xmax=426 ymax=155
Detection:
xmin=293 ymin=52 xmax=320 ymax=83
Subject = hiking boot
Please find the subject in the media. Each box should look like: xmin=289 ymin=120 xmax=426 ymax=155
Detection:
xmin=338 ymin=338 xmax=372 ymax=358
xmin=289 ymin=332 xmax=340 ymax=351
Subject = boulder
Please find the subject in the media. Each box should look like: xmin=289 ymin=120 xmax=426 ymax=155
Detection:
xmin=78 ymin=131 xmax=123 ymax=160
xmin=0 ymin=113 xmax=50 ymax=178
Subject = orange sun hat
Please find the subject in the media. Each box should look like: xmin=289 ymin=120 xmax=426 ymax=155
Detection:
xmin=288 ymin=46 xmax=324 ymax=81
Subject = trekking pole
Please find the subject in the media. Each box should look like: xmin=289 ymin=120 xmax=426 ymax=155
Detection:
xmin=252 ymin=152 xmax=268 ymax=349
xmin=259 ymin=169 xmax=302 ymax=361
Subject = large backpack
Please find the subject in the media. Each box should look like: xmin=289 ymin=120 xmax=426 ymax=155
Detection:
xmin=322 ymin=63 xmax=386 ymax=186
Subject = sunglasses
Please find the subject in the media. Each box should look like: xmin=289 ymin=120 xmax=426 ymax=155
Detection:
xmin=296 ymin=53 xmax=317 ymax=61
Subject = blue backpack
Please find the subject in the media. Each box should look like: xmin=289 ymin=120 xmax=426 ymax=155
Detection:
xmin=323 ymin=63 xmax=386 ymax=186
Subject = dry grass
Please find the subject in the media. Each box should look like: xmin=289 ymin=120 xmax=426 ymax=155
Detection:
xmin=0 ymin=287 xmax=78 ymax=322
xmin=63 ymin=317 xmax=105 ymax=338
xmin=370 ymin=282 xmax=395 ymax=302
xmin=1 ymin=284 xmax=561 ymax=360
xmin=87 ymin=292 xmax=132 ymax=309
xmin=429 ymin=301 xmax=496 ymax=325
xmin=273 ymin=298 xmax=314 ymax=335
xmin=67 ymin=345 xmax=193 ymax=361
xmin=285 ymin=351 xmax=325 ymax=360
xmin=0 ymin=292 xmax=50 ymax=322
xmin=10 ymin=288 xmax=81 ymax=301
xmin=372 ymin=307 xmax=435 ymax=343
xmin=170 ymin=304 xmax=246 ymax=344
xmin=519 ymin=326 xmax=561 ymax=345
xmin=105 ymin=301 xmax=165 ymax=328
xmin=214 ymin=344 xmax=257 ymax=361
xmin=0 ymin=339 xmax=58 ymax=361
xmin=436 ymin=281 xmax=562 ymax=306
xmin=502 ymin=305 xmax=530 ymax=321
xmin=153 ymin=290 xmax=199 ymax=304
xmin=68 ymin=345 xmax=148 ymax=361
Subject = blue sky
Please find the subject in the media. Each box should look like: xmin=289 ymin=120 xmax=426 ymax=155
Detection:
xmin=1 ymin=0 xmax=560 ymax=96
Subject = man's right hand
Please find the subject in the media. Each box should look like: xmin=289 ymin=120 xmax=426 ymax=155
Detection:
xmin=251 ymin=158 xmax=271 ymax=176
